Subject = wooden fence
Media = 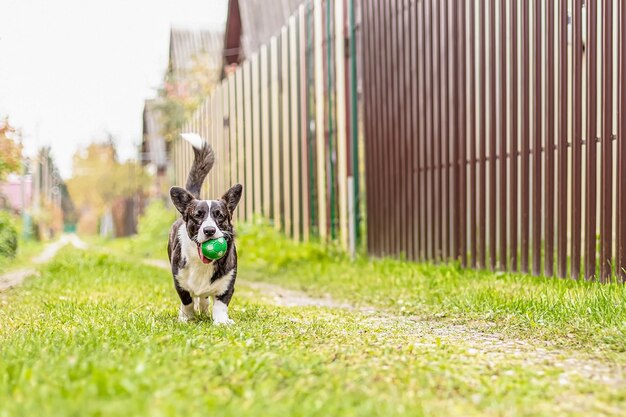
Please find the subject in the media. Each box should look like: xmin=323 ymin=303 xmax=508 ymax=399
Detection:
xmin=362 ymin=0 xmax=626 ymax=282
xmin=172 ymin=0 xmax=362 ymax=251
xmin=173 ymin=0 xmax=626 ymax=283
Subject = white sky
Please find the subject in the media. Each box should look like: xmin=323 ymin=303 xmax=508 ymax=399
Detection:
xmin=0 ymin=0 xmax=228 ymax=179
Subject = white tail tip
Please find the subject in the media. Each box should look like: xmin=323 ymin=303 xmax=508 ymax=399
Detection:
xmin=180 ymin=133 xmax=205 ymax=150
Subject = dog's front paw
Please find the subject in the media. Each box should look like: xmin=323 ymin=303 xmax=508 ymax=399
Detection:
xmin=178 ymin=304 xmax=195 ymax=322
xmin=213 ymin=316 xmax=235 ymax=326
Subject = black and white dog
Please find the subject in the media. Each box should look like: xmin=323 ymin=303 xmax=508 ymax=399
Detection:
xmin=167 ymin=134 xmax=242 ymax=325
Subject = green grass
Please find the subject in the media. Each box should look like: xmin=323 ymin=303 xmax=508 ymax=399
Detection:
xmin=0 ymin=238 xmax=44 ymax=272
xmin=237 ymin=224 xmax=626 ymax=352
xmin=1 ymin=224 xmax=625 ymax=416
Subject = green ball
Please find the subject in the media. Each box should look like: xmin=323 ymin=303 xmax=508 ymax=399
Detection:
xmin=201 ymin=237 xmax=228 ymax=260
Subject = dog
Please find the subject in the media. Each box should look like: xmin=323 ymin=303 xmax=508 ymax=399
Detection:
xmin=167 ymin=133 xmax=242 ymax=325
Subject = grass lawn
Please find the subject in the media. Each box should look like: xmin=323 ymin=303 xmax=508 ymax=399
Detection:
xmin=1 ymin=225 xmax=625 ymax=416
xmin=0 ymin=239 xmax=45 ymax=273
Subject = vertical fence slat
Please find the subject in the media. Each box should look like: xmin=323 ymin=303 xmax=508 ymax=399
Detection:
xmin=557 ymin=0 xmax=568 ymax=278
xmin=252 ymin=54 xmax=262 ymax=216
xmin=382 ymin=0 xmax=390 ymax=254
xmin=290 ymin=17 xmax=302 ymax=241
xmin=299 ymin=5 xmax=311 ymax=242
xmin=270 ymin=36 xmax=282 ymax=231
xmin=600 ymin=0 xmax=613 ymax=282
xmin=228 ymin=76 xmax=237 ymax=206
xmin=248 ymin=54 xmax=262 ymax=214
xmin=571 ymin=0 xmax=583 ymax=279
xmin=415 ymin=1 xmax=428 ymax=260
xmin=261 ymin=45 xmax=271 ymax=218
xmin=479 ymin=0 xmax=487 ymax=268
xmin=510 ymin=0 xmax=518 ymax=272
xmin=399 ymin=0 xmax=411 ymax=259
xmin=222 ymin=79 xmax=231 ymax=191
xmin=369 ymin=0 xmax=381 ymax=255
xmin=458 ymin=0 xmax=467 ymax=266
xmin=281 ymin=27 xmax=293 ymax=237
xmin=243 ymin=61 xmax=254 ymax=220
xmin=442 ymin=0 xmax=450 ymax=260
xmin=391 ymin=0 xmax=399 ymax=256
xmin=407 ymin=0 xmax=417 ymax=260
xmin=545 ymin=0 xmax=555 ymax=277
xmin=335 ymin=0 xmax=348 ymax=249
xmin=619 ymin=0 xmax=626 ymax=282
xmin=585 ymin=0 xmax=598 ymax=280
xmin=532 ymin=0 xmax=542 ymax=276
xmin=435 ymin=0 xmax=442 ymax=260
xmin=498 ymin=0 xmax=507 ymax=270
xmin=236 ymin=68 xmax=246 ymax=223
xmin=363 ymin=0 xmax=373 ymax=253
xmin=489 ymin=0 xmax=497 ymax=270
xmin=314 ymin=0 xmax=328 ymax=240
xmin=428 ymin=0 xmax=435 ymax=259
xmin=469 ymin=0 xmax=477 ymax=268
xmin=452 ymin=0 xmax=460 ymax=261
xmin=521 ymin=0 xmax=530 ymax=273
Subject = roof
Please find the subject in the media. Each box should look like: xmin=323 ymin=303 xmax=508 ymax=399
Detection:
xmin=168 ymin=28 xmax=224 ymax=78
xmin=225 ymin=0 xmax=308 ymax=60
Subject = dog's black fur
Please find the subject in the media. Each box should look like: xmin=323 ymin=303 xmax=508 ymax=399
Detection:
xmin=167 ymin=136 xmax=242 ymax=323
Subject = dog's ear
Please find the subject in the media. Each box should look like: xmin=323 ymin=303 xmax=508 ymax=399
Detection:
xmin=221 ymin=184 xmax=243 ymax=215
xmin=170 ymin=187 xmax=195 ymax=217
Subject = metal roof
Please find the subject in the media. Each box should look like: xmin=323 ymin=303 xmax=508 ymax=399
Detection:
xmin=237 ymin=0 xmax=308 ymax=57
xmin=168 ymin=28 xmax=224 ymax=78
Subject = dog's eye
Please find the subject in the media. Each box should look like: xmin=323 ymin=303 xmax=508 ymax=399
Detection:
xmin=214 ymin=210 xmax=224 ymax=220
xmin=195 ymin=210 xmax=204 ymax=218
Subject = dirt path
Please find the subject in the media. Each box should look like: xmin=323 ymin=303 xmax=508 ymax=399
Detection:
xmin=0 ymin=234 xmax=87 ymax=292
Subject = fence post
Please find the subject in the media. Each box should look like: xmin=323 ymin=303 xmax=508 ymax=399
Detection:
xmin=314 ymin=0 xmax=328 ymax=240
xmin=290 ymin=16 xmax=302 ymax=241
xmin=335 ymin=0 xmax=348 ymax=250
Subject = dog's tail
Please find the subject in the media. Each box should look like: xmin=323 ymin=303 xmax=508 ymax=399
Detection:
xmin=181 ymin=133 xmax=215 ymax=198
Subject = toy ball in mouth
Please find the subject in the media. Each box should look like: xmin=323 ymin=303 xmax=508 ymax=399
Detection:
xmin=198 ymin=237 xmax=228 ymax=262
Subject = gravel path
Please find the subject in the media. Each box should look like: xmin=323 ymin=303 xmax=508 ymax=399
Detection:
xmin=0 ymin=234 xmax=87 ymax=292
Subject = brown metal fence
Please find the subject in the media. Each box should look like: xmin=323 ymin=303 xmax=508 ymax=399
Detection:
xmin=362 ymin=0 xmax=626 ymax=282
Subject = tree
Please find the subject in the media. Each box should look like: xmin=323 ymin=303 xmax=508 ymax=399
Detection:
xmin=66 ymin=141 xmax=150 ymax=220
xmin=0 ymin=118 xmax=23 ymax=180
xmin=157 ymin=53 xmax=221 ymax=144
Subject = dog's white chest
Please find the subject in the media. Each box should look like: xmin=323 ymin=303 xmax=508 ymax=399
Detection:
xmin=176 ymin=258 xmax=234 ymax=298
xmin=175 ymin=224 xmax=234 ymax=298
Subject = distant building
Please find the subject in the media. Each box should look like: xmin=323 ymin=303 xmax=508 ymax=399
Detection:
xmin=142 ymin=28 xmax=223 ymax=199
xmin=168 ymin=28 xmax=223 ymax=90
xmin=141 ymin=98 xmax=168 ymax=197
xmin=0 ymin=173 xmax=32 ymax=214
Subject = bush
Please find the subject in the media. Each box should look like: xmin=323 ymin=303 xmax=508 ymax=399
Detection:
xmin=0 ymin=211 xmax=18 ymax=258
xmin=131 ymin=200 xmax=176 ymax=258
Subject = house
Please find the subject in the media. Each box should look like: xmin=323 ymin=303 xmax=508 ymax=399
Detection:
xmin=141 ymin=28 xmax=223 ymax=199
xmin=223 ymin=0 xmax=308 ymax=75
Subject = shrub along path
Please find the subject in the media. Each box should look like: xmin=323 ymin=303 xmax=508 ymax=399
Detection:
xmin=0 ymin=228 xmax=625 ymax=416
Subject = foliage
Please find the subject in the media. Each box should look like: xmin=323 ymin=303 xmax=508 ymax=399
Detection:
xmin=1 ymin=247 xmax=625 ymax=416
xmin=134 ymin=199 xmax=176 ymax=257
xmin=0 ymin=118 xmax=23 ymax=180
xmin=66 ymin=141 xmax=150 ymax=219
xmin=156 ymin=55 xmax=221 ymax=143
xmin=0 ymin=210 xmax=18 ymax=258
